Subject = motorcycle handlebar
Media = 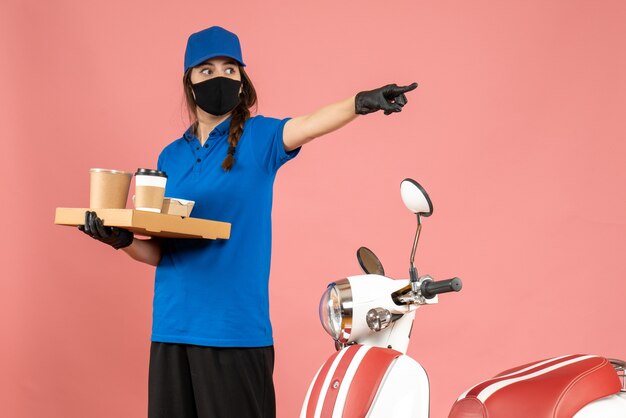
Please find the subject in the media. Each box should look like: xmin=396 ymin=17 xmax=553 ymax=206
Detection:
xmin=420 ymin=277 xmax=463 ymax=299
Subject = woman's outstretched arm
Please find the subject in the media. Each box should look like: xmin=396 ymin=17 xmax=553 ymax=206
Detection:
xmin=282 ymin=82 xmax=417 ymax=152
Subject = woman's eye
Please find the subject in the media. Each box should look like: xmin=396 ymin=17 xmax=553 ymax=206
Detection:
xmin=200 ymin=68 xmax=211 ymax=75
xmin=225 ymin=68 xmax=236 ymax=75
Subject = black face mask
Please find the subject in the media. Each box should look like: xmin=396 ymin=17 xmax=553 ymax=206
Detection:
xmin=191 ymin=77 xmax=242 ymax=116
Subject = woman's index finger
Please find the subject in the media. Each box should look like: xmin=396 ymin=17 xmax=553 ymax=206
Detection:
xmin=398 ymin=82 xmax=418 ymax=93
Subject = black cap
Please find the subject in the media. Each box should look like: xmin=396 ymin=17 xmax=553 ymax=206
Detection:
xmin=135 ymin=168 xmax=167 ymax=178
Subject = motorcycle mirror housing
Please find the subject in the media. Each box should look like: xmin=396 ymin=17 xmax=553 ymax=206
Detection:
xmin=400 ymin=178 xmax=433 ymax=285
xmin=400 ymin=178 xmax=433 ymax=217
xmin=357 ymin=247 xmax=385 ymax=276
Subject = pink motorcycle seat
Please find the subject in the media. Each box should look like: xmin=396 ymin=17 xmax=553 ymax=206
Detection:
xmin=449 ymin=354 xmax=621 ymax=418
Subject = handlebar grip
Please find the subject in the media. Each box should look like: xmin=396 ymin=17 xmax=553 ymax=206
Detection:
xmin=421 ymin=277 xmax=463 ymax=299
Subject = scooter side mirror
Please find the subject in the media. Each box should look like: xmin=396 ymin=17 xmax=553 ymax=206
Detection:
xmin=400 ymin=178 xmax=433 ymax=217
xmin=356 ymin=247 xmax=385 ymax=276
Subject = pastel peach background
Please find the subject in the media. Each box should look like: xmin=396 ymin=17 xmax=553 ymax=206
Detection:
xmin=2 ymin=0 xmax=625 ymax=417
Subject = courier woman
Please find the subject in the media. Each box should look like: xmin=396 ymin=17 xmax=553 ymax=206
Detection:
xmin=79 ymin=25 xmax=417 ymax=418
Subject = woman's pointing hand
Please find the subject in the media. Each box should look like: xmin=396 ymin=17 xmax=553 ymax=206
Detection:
xmin=355 ymin=82 xmax=418 ymax=115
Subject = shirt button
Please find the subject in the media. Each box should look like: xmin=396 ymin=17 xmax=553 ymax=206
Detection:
xmin=204 ymin=144 xmax=208 ymax=148
xmin=196 ymin=158 xmax=201 ymax=163
xmin=196 ymin=146 xmax=200 ymax=150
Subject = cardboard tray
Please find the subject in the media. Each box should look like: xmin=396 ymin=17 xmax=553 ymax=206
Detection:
xmin=55 ymin=208 xmax=230 ymax=240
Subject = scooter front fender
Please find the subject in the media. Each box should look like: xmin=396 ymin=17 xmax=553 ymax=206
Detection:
xmin=300 ymin=344 xmax=430 ymax=418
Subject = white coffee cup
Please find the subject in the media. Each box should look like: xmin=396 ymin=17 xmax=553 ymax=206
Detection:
xmin=134 ymin=168 xmax=167 ymax=212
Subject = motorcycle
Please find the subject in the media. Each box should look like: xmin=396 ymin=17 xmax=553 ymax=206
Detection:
xmin=300 ymin=179 xmax=626 ymax=418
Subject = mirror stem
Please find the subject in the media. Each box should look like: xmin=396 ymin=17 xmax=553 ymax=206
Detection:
xmin=409 ymin=215 xmax=422 ymax=285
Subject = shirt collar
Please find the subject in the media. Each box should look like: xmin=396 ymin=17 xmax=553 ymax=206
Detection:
xmin=183 ymin=116 xmax=232 ymax=142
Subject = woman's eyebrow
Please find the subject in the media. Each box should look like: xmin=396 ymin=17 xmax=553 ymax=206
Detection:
xmin=199 ymin=60 xmax=238 ymax=66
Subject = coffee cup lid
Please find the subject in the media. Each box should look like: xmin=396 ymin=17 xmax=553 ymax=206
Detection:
xmin=135 ymin=168 xmax=167 ymax=178
xmin=90 ymin=168 xmax=133 ymax=176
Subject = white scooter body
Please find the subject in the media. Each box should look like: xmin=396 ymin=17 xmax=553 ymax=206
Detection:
xmin=303 ymin=273 xmax=626 ymax=418
xmin=300 ymin=345 xmax=429 ymax=418
xmin=301 ymin=275 xmax=432 ymax=418
xmin=302 ymin=179 xmax=625 ymax=417
xmin=575 ymin=393 xmax=626 ymax=417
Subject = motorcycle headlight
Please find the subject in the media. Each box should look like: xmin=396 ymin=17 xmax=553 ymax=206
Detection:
xmin=319 ymin=279 xmax=352 ymax=343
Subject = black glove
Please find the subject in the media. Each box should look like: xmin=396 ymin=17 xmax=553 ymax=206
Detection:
xmin=78 ymin=210 xmax=134 ymax=250
xmin=355 ymin=82 xmax=418 ymax=115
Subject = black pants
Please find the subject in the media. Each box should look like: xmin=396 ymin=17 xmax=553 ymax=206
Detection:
xmin=148 ymin=342 xmax=276 ymax=418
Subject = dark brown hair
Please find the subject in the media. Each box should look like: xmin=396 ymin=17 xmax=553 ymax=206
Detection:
xmin=183 ymin=64 xmax=257 ymax=171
